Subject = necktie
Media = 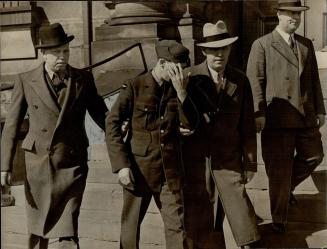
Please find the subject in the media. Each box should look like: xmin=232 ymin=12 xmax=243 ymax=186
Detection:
xmin=216 ymin=73 xmax=224 ymax=93
xmin=289 ymin=35 xmax=298 ymax=59
xmin=52 ymin=74 xmax=67 ymax=107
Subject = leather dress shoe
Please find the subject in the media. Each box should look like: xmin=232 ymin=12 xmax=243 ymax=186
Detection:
xmin=271 ymin=223 xmax=286 ymax=233
xmin=289 ymin=192 xmax=298 ymax=205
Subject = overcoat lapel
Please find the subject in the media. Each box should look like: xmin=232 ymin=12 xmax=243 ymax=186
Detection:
xmin=271 ymin=30 xmax=299 ymax=68
xmin=29 ymin=65 xmax=60 ymax=115
xmin=295 ymin=34 xmax=308 ymax=76
xmin=55 ymin=67 xmax=80 ymax=128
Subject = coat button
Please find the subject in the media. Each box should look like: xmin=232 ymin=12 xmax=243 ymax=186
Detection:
xmin=161 ymin=143 xmax=165 ymax=147
xmin=33 ymin=105 xmax=38 ymax=109
xmin=285 ymin=77 xmax=289 ymax=80
xmin=288 ymin=96 xmax=292 ymax=99
xmin=160 ymin=116 xmax=164 ymax=120
xmin=160 ymin=129 xmax=164 ymax=134
xmin=144 ymin=108 xmax=148 ymax=112
xmin=41 ymin=128 xmax=47 ymax=132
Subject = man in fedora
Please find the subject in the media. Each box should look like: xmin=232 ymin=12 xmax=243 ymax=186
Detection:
xmin=247 ymin=0 xmax=325 ymax=233
xmin=106 ymin=40 xmax=198 ymax=249
xmin=183 ymin=21 xmax=260 ymax=248
xmin=1 ymin=23 xmax=108 ymax=249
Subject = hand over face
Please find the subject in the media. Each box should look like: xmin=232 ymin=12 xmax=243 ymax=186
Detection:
xmin=166 ymin=63 xmax=190 ymax=92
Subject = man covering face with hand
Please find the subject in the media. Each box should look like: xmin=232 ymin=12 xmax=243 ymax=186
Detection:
xmin=105 ymin=40 xmax=198 ymax=249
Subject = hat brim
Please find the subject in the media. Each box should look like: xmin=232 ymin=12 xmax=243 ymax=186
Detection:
xmin=35 ymin=35 xmax=74 ymax=49
xmin=275 ymin=6 xmax=309 ymax=11
xmin=196 ymin=37 xmax=238 ymax=48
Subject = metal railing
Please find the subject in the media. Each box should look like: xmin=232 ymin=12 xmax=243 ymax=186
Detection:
xmin=0 ymin=42 xmax=148 ymax=95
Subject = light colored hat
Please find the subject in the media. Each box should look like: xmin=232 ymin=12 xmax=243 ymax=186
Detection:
xmin=275 ymin=0 xmax=309 ymax=12
xmin=196 ymin=20 xmax=238 ymax=48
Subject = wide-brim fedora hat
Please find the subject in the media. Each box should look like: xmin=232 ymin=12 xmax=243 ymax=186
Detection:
xmin=275 ymin=0 xmax=309 ymax=11
xmin=196 ymin=20 xmax=238 ymax=48
xmin=35 ymin=23 xmax=74 ymax=49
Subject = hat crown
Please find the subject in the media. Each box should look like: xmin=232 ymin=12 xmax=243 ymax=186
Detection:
xmin=276 ymin=0 xmax=309 ymax=11
xmin=37 ymin=23 xmax=74 ymax=49
xmin=203 ymin=20 xmax=228 ymax=38
xmin=155 ymin=40 xmax=189 ymax=64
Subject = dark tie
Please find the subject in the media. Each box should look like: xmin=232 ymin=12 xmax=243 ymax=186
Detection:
xmin=289 ymin=35 xmax=298 ymax=59
xmin=52 ymin=74 xmax=67 ymax=107
xmin=216 ymin=74 xmax=224 ymax=93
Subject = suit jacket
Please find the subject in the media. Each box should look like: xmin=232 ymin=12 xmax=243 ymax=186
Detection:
xmin=106 ymin=72 xmax=198 ymax=192
xmin=1 ymin=63 xmax=108 ymax=237
xmin=247 ymin=30 xmax=326 ymax=128
xmin=184 ymin=62 xmax=257 ymax=172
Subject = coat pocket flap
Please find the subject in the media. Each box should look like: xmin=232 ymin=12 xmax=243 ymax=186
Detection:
xmin=135 ymin=103 xmax=156 ymax=112
xmin=21 ymin=136 xmax=35 ymax=151
xmin=131 ymin=131 xmax=151 ymax=156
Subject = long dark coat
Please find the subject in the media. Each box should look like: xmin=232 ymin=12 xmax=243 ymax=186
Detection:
xmin=1 ymin=63 xmax=108 ymax=238
xmin=106 ymin=72 xmax=198 ymax=193
xmin=183 ymin=62 xmax=259 ymax=246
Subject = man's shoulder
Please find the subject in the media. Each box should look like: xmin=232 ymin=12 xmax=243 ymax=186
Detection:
xmin=226 ymin=65 xmax=249 ymax=86
xmin=252 ymin=32 xmax=274 ymax=47
xmin=70 ymin=66 xmax=93 ymax=79
xmin=19 ymin=63 xmax=43 ymax=78
xmin=186 ymin=62 xmax=206 ymax=74
xmin=129 ymin=71 xmax=152 ymax=87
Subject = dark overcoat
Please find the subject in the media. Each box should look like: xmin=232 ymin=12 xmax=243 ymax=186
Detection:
xmin=246 ymin=30 xmax=326 ymax=128
xmin=106 ymin=72 xmax=198 ymax=193
xmin=183 ymin=62 xmax=259 ymax=246
xmin=1 ymin=63 xmax=108 ymax=238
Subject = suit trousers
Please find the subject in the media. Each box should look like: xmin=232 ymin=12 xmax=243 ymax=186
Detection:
xmin=120 ymin=182 xmax=187 ymax=249
xmin=211 ymin=167 xmax=260 ymax=247
xmin=262 ymin=127 xmax=323 ymax=223
xmin=28 ymin=234 xmax=79 ymax=249
xmin=183 ymin=156 xmax=225 ymax=249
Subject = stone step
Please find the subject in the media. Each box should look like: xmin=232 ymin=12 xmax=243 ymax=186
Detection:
xmin=246 ymin=164 xmax=327 ymax=193
xmin=87 ymin=159 xmax=327 ymax=193
xmin=1 ymin=232 xmax=165 ymax=249
xmin=248 ymin=189 xmax=327 ymax=224
xmin=10 ymin=183 xmax=160 ymax=214
xmin=2 ymin=205 xmax=165 ymax=245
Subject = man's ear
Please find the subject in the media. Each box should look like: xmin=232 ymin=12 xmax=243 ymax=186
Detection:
xmin=158 ymin=58 xmax=166 ymax=68
xmin=201 ymin=48 xmax=207 ymax=57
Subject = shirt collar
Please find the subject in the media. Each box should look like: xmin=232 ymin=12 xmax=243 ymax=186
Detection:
xmin=45 ymin=64 xmax=56 ymax=80
xmin=207 ymin=64 xmax=225 ymax=86
xmin=276 ymin=26 xmax=295 ymax=44
xmin=151 ymin=68 xmax=164 ymax=86
xmin=44 ymin=63 xmax=69 ymax=80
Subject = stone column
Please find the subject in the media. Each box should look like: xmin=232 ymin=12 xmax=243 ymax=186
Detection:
xmin=92 ymin=1 xmax=178 ymax=96
xmin=171 ymin=2 xmax=207 ymax=65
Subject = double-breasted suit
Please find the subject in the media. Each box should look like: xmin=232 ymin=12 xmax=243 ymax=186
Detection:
xmin=247 ymin=30 xmax=325 ymax=223
xmin=1 ymin=63 xmax=108 ymax=238
xmin=183 ymin=62 xmax=260 ymax=247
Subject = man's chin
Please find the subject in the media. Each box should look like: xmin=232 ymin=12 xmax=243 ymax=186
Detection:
xmin=55 ymin=65 xmax=67 ymax=71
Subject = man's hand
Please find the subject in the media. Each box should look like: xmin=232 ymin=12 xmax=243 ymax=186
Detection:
xmin=166 ymin=63 xmax=191 ymax=102
xmin=179 ymin=127 xmax=194 ymax=136
xmin=316 ymin=114 xmax=325 ymax=127
xmin=118 ymin=168 xmax=134 ymax=186
xmin=1 ymin=172 xmax=12 ymax=187
xmin=243 ymin=171 xmax=255 ymax=184
xmin=255 ymin=116 xmax=266 ymax=133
